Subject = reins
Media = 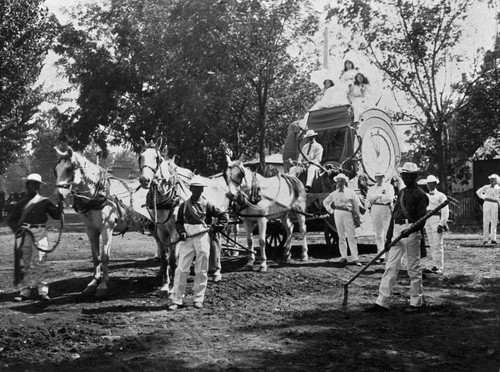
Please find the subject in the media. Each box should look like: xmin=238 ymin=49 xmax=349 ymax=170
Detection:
xmin=14 ymin=210 xmax=65 ymax=254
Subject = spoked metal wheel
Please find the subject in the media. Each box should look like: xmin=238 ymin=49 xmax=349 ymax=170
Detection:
xmin=265 ymin=220 xmax=287 ymax=250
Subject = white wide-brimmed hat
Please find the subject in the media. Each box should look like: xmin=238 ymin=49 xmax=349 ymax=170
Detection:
xmin=333 ymin=173 xmax=349 ymax=183
xmin=303 ymin=130 xmax=318 ymax=139
xmin=426 ymin=175 xmax=439 ymax=184
xmin=22 ymin=173 xmax=45 ymax=184
xmin=398 ymin=162 xmax=420 ymax=174
xmin=488 ymin=174 xmax=499 ymax=180
xmin=189 ymin=175 xmax=208 ymax=187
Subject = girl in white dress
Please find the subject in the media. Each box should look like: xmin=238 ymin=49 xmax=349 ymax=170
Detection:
xmin=349 ymin=72 xmax=370 ymax=122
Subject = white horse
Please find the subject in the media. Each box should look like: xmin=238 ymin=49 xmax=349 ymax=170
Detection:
xmin=225 ymin=156 xmax=308 ymax=272
xmin=138 ymin=138 xmax=194 ymax=294
xmin=54 ymin=146 xmax=151 ymax=297
xmin=138 ymin=139 xmax=231 ymax=290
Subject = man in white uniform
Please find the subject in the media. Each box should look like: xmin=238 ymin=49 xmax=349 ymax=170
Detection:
xmin=367 ymin=171 xmax=394 ymax=263
xmin=323 ymin=173 xmax=363 ymax=266
xmin=298 ymin=130 xmax=323 ymax=192
xmin=424 ymin=175 xmax=449 ymax=274
xmin=168 ymin=176 xmax=228 ymax=310
xmin=476 ymin=174 xmax=500 ymax=245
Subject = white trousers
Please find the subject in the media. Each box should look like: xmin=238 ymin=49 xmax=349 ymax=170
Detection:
xmin=483 ymin=201 xmax=498 ymax=242
xmin=19 ymin=227 xmax=49 ymax=296
xmin=376 ymin=223 xmax=423 ymax=308
xmin=334 ymin=210 xmax=358 ymax=260
xmin=425 ymin=215 xmax=444 ymax=270
xmin=172 ymin=225 xmax=210 ymax=305
xmin=306 ymin=166 xmax=319 ymax=188
xmin=371 ymin=205 xmax=392 ymax=254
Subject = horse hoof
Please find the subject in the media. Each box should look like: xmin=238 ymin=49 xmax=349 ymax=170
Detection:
xmin=245 ymin=264 xmax=254 ymax=271
xmin=95 ymin=288 xmax=108 ymax=298
xmin=301 ymin=255 xmax=309 ymax=262
xmin=82 ymin=285 xmax=97 ymax=295
xmin=213 ymin=274 xmax=222 ymax=282
xmin=259 ymin=265 xmax=268 ymax=273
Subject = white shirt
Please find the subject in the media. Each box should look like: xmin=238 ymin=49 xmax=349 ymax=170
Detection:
xmin=476 ymin=184 xmax=500 ymax=202
xmin=299 ymin=140 xmax=323 ymax=164
xmin=323 ymin=187 xmax=361 ymax=216
xmin=426 ymin=190 xmax=449 ymax=225
xmin=367 ymin=183 xmax=395 ymax=205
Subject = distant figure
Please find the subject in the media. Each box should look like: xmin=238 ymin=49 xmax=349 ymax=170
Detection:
xmin=323 ymin=79 xmax=335 ymax=92
xmin=367 ymin=171 xmax=395 ymax=263
xmin=476 ymin=174 xmax=500 ymax=245
xmin=424 ymin=175 xmax=449 ymax=274
xmin=349 ymin=72 xmax=370 ymax=122
xmin=283 ymin=120 xmax=302 ymax=173
xmin=298 ymin=130 xmax=324 ymax=192
xmin=310 ymin=82 xmax=350 ymax=111
xmin=339 ymin=60 xmax=358 ymax=87
xmin=323 ymin=173 xmax=363 ymax=266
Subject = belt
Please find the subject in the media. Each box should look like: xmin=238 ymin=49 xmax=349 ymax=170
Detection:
xmin=485 ymin=198 xmax=498 ymax=203
xmin=334 ymin=206 xmax=351 ymax=212
xmin=393 ymin=219 xmax=411 ymax=225
xmin=22 ymin=223 xmax=46 ymax=229
xmin=373 ymin=203 xmax=390 ymax=206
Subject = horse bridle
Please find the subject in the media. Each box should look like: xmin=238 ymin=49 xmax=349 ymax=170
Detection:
xmin=227 ymin=163 xmax=246 ymax=187
xmin=139 ymin=147 xmax=163 ymax=178
xmin=54 ymin=157 xmax=77 ymax=191
xmin=54 ymin=157 xmax=106 ymax=200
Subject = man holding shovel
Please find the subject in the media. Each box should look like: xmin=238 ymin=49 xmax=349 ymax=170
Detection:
xmin=168 ymin=176 xmax=228 ymax=310
xmin=365 ymin=163 xmax=428 ymax=313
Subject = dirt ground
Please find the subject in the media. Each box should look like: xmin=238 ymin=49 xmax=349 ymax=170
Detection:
xmin=0 ymin=212 xmax=498 ymax=372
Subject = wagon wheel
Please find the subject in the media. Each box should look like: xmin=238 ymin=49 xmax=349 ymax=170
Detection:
xmin=324 ymin=217 xmax=340 ymax=256
xmin=266 ymin=220 xmax=287 ymax=251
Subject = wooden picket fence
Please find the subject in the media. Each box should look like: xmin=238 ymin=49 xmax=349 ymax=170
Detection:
xmin=451 ymin=189 xmax=481 ymax=224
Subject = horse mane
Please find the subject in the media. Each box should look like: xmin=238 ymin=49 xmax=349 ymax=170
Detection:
xmin=72 ymin=151 xmax=108 ymax=183
xmin=281 ymin=174 xmax=304 ymax=199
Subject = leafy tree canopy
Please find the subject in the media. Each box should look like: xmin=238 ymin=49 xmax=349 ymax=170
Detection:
xmin=0 ymin=0 xmax=59 ymax=173
xmin=54 ymin=0 xmax=319 ymax=174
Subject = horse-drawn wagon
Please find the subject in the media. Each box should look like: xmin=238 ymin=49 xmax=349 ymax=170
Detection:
xmin=266 ymin=105 xmax=401 ymax=254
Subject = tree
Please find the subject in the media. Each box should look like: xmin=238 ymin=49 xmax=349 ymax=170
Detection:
xmin=0 ymin=0 xmax=59 ymax=173
xmin=449 ymin=28 xmax=500 ymax=183
xmin=54 ymin=0 xmax=319 ymax=174
xmin=328 ymin=0 xmax=490 ymax=191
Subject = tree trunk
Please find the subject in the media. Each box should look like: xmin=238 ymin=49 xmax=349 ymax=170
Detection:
xmin=436 ymin=139 xmax=448 ymax=193
xmin=258 ymin=111 xmax=266 ymax=174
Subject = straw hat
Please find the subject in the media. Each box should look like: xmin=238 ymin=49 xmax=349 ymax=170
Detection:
xmin=189 ymin=175 xmax=208 ymax=187
xmin=426 ymin=175 xmax=439 ymax=184
xmin=398 ymin=162 xmax=420 ymax=174
xmin=333 ymin=173 xmax=349 ymax=183
xmin=303 ymin=130 xmax=318 ymax=139
xmin=22 ymin=173 xmax=45 ymax=185
xmin=488 ymin=174 xmax=499 ymax=180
